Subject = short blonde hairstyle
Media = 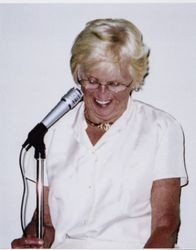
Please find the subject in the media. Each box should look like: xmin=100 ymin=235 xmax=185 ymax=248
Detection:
xmin=70 ymin=18 xmax=150 ymax=91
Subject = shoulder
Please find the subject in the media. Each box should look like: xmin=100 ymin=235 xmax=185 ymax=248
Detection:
xmin=132 ymin=99 xmax=184 ymax=135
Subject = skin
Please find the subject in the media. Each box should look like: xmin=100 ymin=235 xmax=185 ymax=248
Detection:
xmin=11 ymin=187 xmax=54 ymax=249
xmin=79 ymin=62 xmax=133 ymax=145
xmin=80 ymin=62 xmax=133 ymax=125
xmin=144 ymin=178 xmax=181 ymax=248
xmin=11 ymin=63 xmax=181 ymax=248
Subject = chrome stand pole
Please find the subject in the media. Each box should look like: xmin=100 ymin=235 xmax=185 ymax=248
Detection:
xmin=36 ymin=158 xmax=44 ymax=239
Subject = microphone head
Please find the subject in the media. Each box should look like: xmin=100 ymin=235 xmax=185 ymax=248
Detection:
xmin=62 ymin=87 xmax=83 ymax=109
xmin=41 ymin=87 xmax=83 ymax=129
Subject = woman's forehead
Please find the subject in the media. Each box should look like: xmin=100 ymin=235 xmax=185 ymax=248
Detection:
xmin=80 ymin=61 xmax=131 ymax=81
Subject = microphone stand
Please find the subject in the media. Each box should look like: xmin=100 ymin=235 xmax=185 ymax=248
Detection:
xmin=36 ymin=158 xmax=44 ymax=239
xmin=22 ymin=123 xmax=48 ymax=239
xmin=21 ymin=87 xmax=83 ymax=239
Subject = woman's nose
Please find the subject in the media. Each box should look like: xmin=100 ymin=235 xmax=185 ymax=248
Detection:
xmin=98 ymin=84 xmax=108 ymax=93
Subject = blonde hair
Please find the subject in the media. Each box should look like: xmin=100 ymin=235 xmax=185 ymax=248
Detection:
xmin=70 ymin=18 xmax=150 ymax=91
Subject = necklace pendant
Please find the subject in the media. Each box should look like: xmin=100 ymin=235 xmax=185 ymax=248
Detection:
xmin=85 ymin=114 xmax=112 ymax=132
xmin=98 ymin=123 xmax=111 ymax=132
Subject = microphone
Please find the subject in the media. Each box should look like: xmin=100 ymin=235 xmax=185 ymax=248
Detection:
xmin=41 ymin=87 xmax=83 ymax=128
xmin=22 ymin=87 xmax=83 ymax=157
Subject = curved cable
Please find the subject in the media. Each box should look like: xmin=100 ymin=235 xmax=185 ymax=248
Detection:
xmin=19 ymin=147 xmax=28 ymax=236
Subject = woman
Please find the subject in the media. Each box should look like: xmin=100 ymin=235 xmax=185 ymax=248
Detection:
xmin=12 ymin=18 xmax=188 ymax=248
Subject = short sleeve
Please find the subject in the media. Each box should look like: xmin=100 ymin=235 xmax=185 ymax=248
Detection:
xmin=153 ymin=119 xmax=188 ymax=186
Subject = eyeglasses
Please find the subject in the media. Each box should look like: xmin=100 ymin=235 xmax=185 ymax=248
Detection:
xmin=77 ymin=76 xmax=132 ymax=93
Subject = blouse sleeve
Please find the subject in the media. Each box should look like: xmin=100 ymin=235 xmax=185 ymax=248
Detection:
xmin=153 ymin=118 xmax=188 ymax=186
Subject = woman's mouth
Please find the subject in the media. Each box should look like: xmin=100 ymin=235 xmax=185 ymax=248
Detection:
xmin=95 ymin=99 xmax=112 ymax=107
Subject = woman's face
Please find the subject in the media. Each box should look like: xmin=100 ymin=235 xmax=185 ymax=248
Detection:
xmin=79 ymin=62 xmax=133 ymax=124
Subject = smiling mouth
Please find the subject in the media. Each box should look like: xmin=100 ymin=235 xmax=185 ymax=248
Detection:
xmin=95 ymin=99 xmax=111 ymax=106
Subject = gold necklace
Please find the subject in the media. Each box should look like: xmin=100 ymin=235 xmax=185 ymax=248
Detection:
xmin=85 ymin=116 xmax=113 ymax=132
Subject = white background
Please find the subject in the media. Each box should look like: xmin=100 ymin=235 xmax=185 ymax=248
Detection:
xmin=0 ymin=3 xmax=196 ymax=248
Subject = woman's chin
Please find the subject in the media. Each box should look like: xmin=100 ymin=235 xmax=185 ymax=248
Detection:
xmin=91 ymin=105 xmax=118 ymax=123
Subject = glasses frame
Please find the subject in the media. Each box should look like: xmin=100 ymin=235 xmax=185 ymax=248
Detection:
xmin=77 ymin=76 xmax=133 ymax=93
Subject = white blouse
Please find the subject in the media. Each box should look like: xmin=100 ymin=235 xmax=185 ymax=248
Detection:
xmin=25 ymin=97 xmax=188 ymax=248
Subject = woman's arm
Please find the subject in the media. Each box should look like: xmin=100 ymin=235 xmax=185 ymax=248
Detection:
xmin=11 ymin=186 xmax=55 ymax=248
xmin=42 ymin=186 xmax=55 ymax=248
xmin=144 ymin=178 xmax=181 ymax=248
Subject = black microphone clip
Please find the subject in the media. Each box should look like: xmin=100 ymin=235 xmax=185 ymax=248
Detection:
xmin=22 ymin=123 xmax=48 ymax=159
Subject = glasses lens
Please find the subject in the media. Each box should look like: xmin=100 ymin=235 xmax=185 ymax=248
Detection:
xmin=84 ymin=78 xmax=99 ymax=89
xmin=108 ymin=85 xmax=126 ymax=92
xmin=79 ymin=77 xmax=131 ymax=92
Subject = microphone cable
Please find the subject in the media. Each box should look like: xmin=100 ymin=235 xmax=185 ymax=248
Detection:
xmin=19 ymin=147 xmax=35 ymax=236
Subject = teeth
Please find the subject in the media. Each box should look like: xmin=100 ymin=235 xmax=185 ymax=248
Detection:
xmin=96 ymin=99 xmax=111 ymax=105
